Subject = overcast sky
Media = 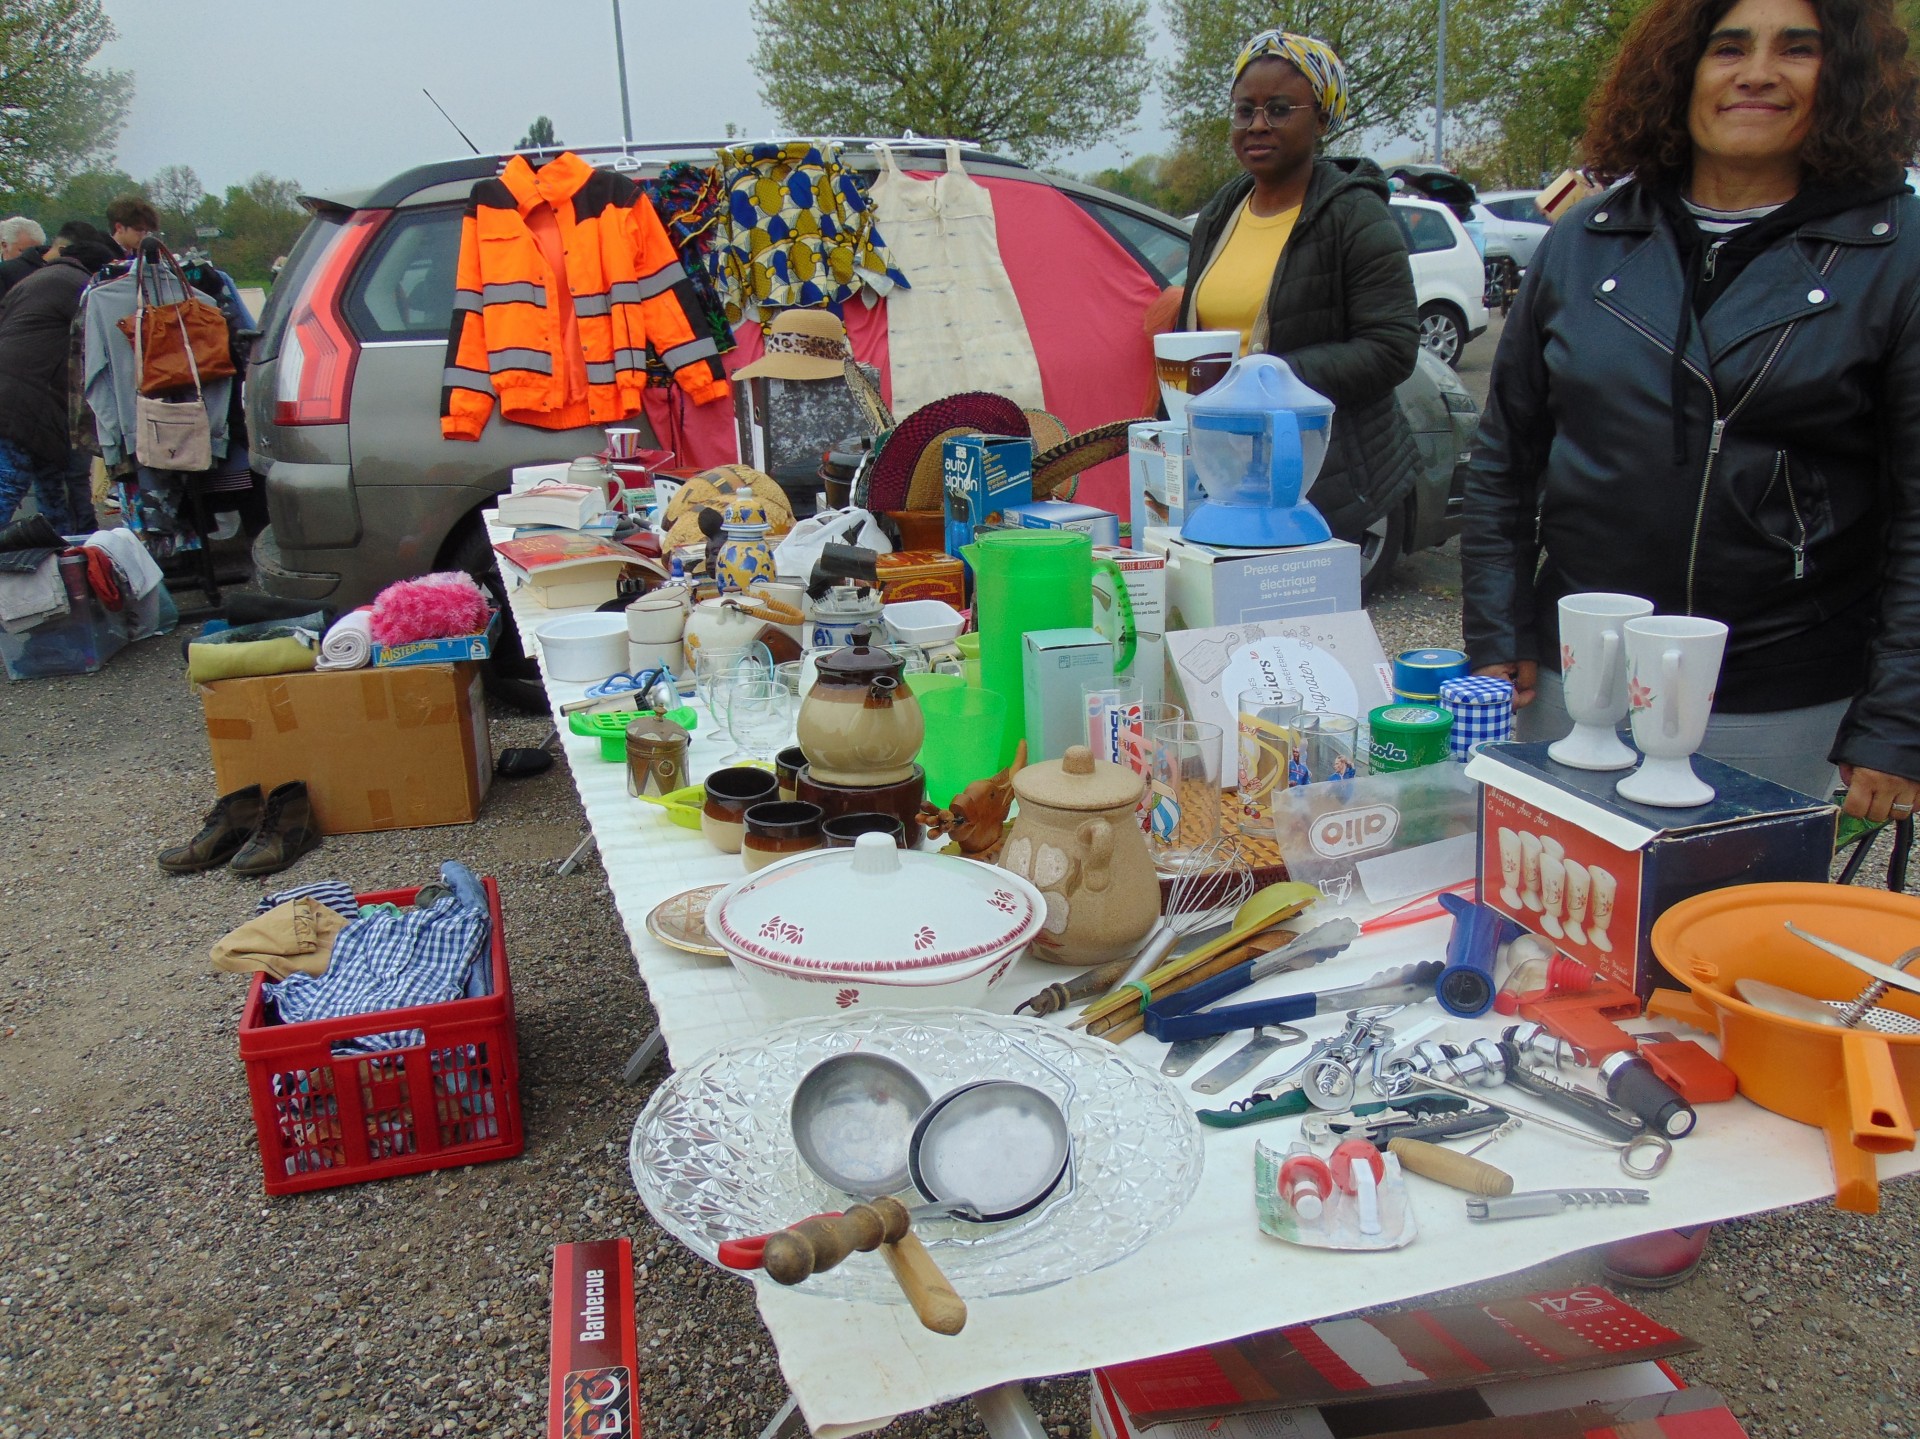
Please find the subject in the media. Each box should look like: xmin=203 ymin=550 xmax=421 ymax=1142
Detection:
xmin=99 ymin=0 xmax=1188 ymax=197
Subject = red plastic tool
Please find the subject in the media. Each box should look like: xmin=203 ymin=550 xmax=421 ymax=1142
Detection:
xmin=718 ymin=1213 xmax=842 ymax=1270
xmin=1639 ymin=1038 xmax=1738 ymax=1104
xmin=1518 ymin=977 xmax=1644 ymax=1062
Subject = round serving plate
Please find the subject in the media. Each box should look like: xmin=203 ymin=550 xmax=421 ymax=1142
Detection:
xmin=645 ymin=884 xmax=728 ymax=958
xmin=629 ymin=1008 xmax=1205 ymax=1301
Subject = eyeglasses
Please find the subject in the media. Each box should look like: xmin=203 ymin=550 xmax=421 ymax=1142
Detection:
xmin=1230 ymin=100 xmax=1312 ymax=129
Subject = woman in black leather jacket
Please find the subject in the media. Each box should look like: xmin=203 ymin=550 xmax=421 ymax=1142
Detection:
xmin=1463 ymin=0 xmax=1920 ymax=823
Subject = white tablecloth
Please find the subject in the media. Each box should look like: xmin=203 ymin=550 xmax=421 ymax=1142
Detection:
xmin=498 ymin=560 xmax=1919 ymax=1438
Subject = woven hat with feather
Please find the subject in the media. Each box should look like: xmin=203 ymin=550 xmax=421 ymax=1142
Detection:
xmin=1031 ymin=420 xmax=1139 ymax=501
xmin=663 ymin=464 xmax=795 ymax=549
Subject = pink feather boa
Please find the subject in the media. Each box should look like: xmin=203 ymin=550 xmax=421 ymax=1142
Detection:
xmin=367 ymin=571 xmax=494 ymax=646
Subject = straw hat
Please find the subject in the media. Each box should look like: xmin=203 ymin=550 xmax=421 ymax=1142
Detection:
xmin=733 ymin=310 xmax=857 ymax=381
xmin=1031 ymin=421 xmax=1136 ymax=501
xmin=663 ymin=464 xmax=794 ymax=548
xmin=862 ymin=393 xmax=1031 ymax=512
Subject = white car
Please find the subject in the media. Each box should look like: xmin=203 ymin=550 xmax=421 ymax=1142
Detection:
xmin=1476 ymin=190 xmax=1554 ymax=270
xmin=1389 ymin=195 xmax=1490 ymax=368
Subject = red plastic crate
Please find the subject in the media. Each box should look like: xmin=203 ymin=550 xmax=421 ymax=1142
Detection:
xmin=238 ymin=878 xmax=524 ymax=1195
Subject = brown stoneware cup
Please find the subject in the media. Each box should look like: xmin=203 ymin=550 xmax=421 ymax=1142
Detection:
xmin=701 ymin=767 xmax=778 ymax=854
xmin=742 ymin=801 xmax=825 ymax=872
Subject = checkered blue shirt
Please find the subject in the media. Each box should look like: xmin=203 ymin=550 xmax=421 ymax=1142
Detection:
xmin=261 ymin=870 xmax=491 ymax=1053
xmin=1439 ymin=675 xmax=1516 ymax=759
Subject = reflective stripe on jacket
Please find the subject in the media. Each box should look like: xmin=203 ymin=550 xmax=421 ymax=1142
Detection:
xmin=441 ymin=151 xmax=727 ymax=441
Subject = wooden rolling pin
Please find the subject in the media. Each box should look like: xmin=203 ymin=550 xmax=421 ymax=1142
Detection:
xmin=1387 ymin=1138 xmax=1514 ymax=1197
xmin=759 ymin=1197 xmax=967 ymax=1335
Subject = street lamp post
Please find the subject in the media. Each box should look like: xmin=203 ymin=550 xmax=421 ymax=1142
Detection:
xmin=1434 ymin=0 xmax=1449 ymax=166
xmin=612 ymin=0 xmax=635 ymax=143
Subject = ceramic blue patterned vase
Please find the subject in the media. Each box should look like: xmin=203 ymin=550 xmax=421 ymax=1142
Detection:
xmin=715 ymin=496 xmax=774 ymax=594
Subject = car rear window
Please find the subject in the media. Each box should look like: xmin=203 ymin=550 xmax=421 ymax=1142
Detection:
xmin=1072 ymin=197 xmax=1191 ymax=287
xmin=1395 ymin=207 xmax=1458 ymax=254
xmin=345 ymin=205 xmax=463 ymax=341
xmin=252 ymin=209 xmax=343 ymax=363
xmin=1487 ymin=197 xmax=1547 ymax=224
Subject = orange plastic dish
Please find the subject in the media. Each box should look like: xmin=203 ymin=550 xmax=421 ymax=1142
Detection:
xmin=1648 ymin=882 xmax=1920 ymax=1214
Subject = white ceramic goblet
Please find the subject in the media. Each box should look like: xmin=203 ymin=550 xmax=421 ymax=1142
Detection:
xmin=1539 ymin=854 xmax=1567 ymax=939
xmin=1563 ymin=860 xmax=1591 ymax=945
xmin=1519 ymin=831 xmax=1544 ymax=911
xmin=1550 ymin=593 xmax=1655 ymax=771
xmin=1588 ymin=865 xmax=1618 ymax=953
xmin=1497 ymin=827 xmax=1524 ymax=909
xmin=1615 ymin=617 xmax=1729 ymax=808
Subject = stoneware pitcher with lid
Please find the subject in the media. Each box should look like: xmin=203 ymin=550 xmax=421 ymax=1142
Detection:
xmin=797 ymin=633 xmax=925 ymax=786
xmin=999 ymin=744 xmax=1158 ymax=965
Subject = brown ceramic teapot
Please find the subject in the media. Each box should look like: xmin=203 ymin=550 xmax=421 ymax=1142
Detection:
xmin=796 ymin=632 xmax=925 ymax=787
xmin=998 ymin=745 xmax=1159 ymax=966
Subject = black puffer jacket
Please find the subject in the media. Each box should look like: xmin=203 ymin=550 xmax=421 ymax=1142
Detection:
xmin=0 ymin=257 xmax=92 ymax=463
xmin=1462 ymin=179 xmax=1920 ymax=778
xmin=1180 ymin=158 xmax=1422 ymax=538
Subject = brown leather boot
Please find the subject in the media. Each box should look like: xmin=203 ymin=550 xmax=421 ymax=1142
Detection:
xmin=228 ymin=781 xmax=322 ymax=877
xmin=157 ymin=785 xmax=265 ymax=873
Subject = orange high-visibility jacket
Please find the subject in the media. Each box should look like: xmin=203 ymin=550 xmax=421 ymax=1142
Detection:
xmin=441 ymin=151 xmax=727 ymax=440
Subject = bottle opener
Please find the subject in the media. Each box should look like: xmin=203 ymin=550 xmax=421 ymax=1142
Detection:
xmin=1161 ymin=1034 xmax=1226 ymax=1076
xmin=1190 ymin=1024 xmax=1309 ymax=1094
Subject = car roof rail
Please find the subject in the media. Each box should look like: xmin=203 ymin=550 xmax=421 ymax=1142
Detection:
xmin=500 ymin=134 xmax=1021 ymax=173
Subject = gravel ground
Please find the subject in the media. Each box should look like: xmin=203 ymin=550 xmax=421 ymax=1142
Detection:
xmin=0 ymin=389 xmax=1913 ymax=1438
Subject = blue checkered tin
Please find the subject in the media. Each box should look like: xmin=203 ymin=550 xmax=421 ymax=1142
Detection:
xmin=1438 ymin=675 xmax=1515 ymax=760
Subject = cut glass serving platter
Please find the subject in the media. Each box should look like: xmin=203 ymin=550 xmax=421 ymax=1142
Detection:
xmin=629 ymin=1008 xmax=1205 ymax=1301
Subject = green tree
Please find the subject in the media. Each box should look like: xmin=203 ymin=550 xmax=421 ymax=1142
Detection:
xmin=1451 ymin=0 xmax=1650 ymax=187
xmin=516 ymin=114 xmax=559 ymax=149
xmin=0 ymin=0 xmax=132 ymax=196
xmin=147 ymin=162 xmax=204 ymax=244
xmin=11 ymin=164 xmax=140 ymax=231
xmin=750 ymin=0 xmax=1152 ymax=163
xmin=1164 ymin=0 xmax=1524 ymax=201
xmin=211 ymin=172 xmax=307 ymax=283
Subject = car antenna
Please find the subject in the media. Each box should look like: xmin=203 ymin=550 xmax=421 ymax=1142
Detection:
xmin=422 ymin=88 xmax=481 ymax=156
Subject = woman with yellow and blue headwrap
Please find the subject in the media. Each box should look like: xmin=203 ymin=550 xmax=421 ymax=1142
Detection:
xmin=1176 ymin=28 xmax=1424 ymax=570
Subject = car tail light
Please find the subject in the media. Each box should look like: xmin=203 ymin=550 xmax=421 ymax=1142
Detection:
xmin=274 ymin=209 xmax=387 ymax=426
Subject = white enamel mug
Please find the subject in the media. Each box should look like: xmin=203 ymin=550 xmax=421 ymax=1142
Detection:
xmin=1615 ymin=616 xmax=1729 ymax=809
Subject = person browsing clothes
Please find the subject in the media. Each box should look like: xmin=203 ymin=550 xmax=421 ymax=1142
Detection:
xmin=1177 ymin=30 xmax=1423 ymax=550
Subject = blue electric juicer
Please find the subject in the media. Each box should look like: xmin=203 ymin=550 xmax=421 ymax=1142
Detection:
xmin=1181 ymin=354 xmax=1336 ymax=548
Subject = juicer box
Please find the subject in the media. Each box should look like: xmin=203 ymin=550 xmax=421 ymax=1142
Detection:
xmin=1000 ymin=499 xmax=1122 ymax=548
xmin=1465 ymin=742 xmax=1837 ymax=998
xmin=1093 ymin=545 xmax=1166 ymax=706
xmin=1165 ymin=610 xmax=1395 ymax=743
xmin=1128 ymin=421 xmax=1192 ymax=540
xmin=943 ymin=434 xmax=1033 ymax=558
xmin=1153 ymin=533 xmax=1362 ymax=629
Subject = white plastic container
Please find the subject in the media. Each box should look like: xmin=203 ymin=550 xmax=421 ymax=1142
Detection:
xmin=883 ymin=599 xmax=966 ymax=647
xmin=537 ymin=612 xmax=629 ymax=683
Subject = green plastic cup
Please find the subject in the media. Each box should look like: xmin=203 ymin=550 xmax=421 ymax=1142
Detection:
xmin=919 ymin=686 xmax=1009 ymax=809
xmin=907 ymin=671 xmax=963 ymax=698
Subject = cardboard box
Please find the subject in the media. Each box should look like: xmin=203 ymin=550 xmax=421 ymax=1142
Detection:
xmin=1158 ymin=534 xmax=1362 ymax=630
xmin=369 ymin=610 xmax=502 ymax=669
xmin=200 ymin=663 xmax=493 ymax=833
xmin=1128 ymin=421 xmax=1192 ymax=540
xmin=876 ymin=549 xmax=966 ymax=609
xmin=1023 ymin=628 xmax=1114 ymax=763
xmin=943 ymin=434 xmax=1033 ymax=557
xmin=547 ymin=1240 xmax=639 ymax=1439
xmin=1466 ymin=742 xmax=1836 ymax=996
xmin=1000 ymin=499 xmax=1122 ymax=548
xmin=1091 ymin=1287 xmax=1701 ymax=1436
xmin=1093 ymin=545 xmax=1165 ymax=706
xmin=1166 ymin=611 xmax=1395 ymax=742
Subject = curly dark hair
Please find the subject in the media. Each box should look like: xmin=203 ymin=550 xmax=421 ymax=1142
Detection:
xmin=1582 ymin=0 xmax=1920 ymax=188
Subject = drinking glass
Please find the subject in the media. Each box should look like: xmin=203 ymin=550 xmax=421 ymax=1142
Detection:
xmin=1129 ymin=701 xmax=1185 ymax=830
xmin=1083 ymin=681 xmax=1144 ymax=768
xmin=1294 ymin=712 xmax=1359 ymax=786
xmin=1236 ymin=686 xmax=1302 ymax=821
xmin=773 ymin=660 xmax=804 ymax=697
xmin=1148 ymin=720 xmax=1223 ymax=873
xmin=724 ymin=679 xmax=792 ymax=765
xmin=695 ymin=642 xmax=771 ymax=724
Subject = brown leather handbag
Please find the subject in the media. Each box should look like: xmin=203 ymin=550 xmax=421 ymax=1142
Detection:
xmin=115 ymin=242 xmax=237 ymax=394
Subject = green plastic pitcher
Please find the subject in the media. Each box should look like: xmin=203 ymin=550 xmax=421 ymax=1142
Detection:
xmin=962 ymin=531 xmax=1135 ymax=765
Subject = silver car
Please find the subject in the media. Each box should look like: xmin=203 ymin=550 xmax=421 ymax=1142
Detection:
xmin=246 ymin=141 xmax=1477 ymax=704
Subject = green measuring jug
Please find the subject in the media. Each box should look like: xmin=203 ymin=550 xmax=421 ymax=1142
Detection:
xmin=962 ymin=530 xmax=1135 ymax=765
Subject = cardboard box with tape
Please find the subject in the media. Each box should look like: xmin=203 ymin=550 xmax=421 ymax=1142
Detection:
xmin=198 ymin=663 xmax=492 ymax=833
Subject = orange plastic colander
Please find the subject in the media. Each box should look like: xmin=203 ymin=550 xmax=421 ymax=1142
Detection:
xmin=1648 ymin=882 xmax=1920 ymax=1214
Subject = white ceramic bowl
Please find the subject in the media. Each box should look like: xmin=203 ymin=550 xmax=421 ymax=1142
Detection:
xmin=705 ymin=833 xmax=1046 ymax=1019
xmin=883 ymin=600 xmax=966 ymax=646
xmin=538 ymin=612 xmax=630 ymax=683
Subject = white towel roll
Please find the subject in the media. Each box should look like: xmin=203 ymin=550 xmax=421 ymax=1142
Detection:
xmin=315 ymin=610 xmax=373 ymax=670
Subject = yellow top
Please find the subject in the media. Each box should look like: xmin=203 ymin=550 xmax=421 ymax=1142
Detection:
xmin=1193 ymin=200 xmax=1300 ymax=355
